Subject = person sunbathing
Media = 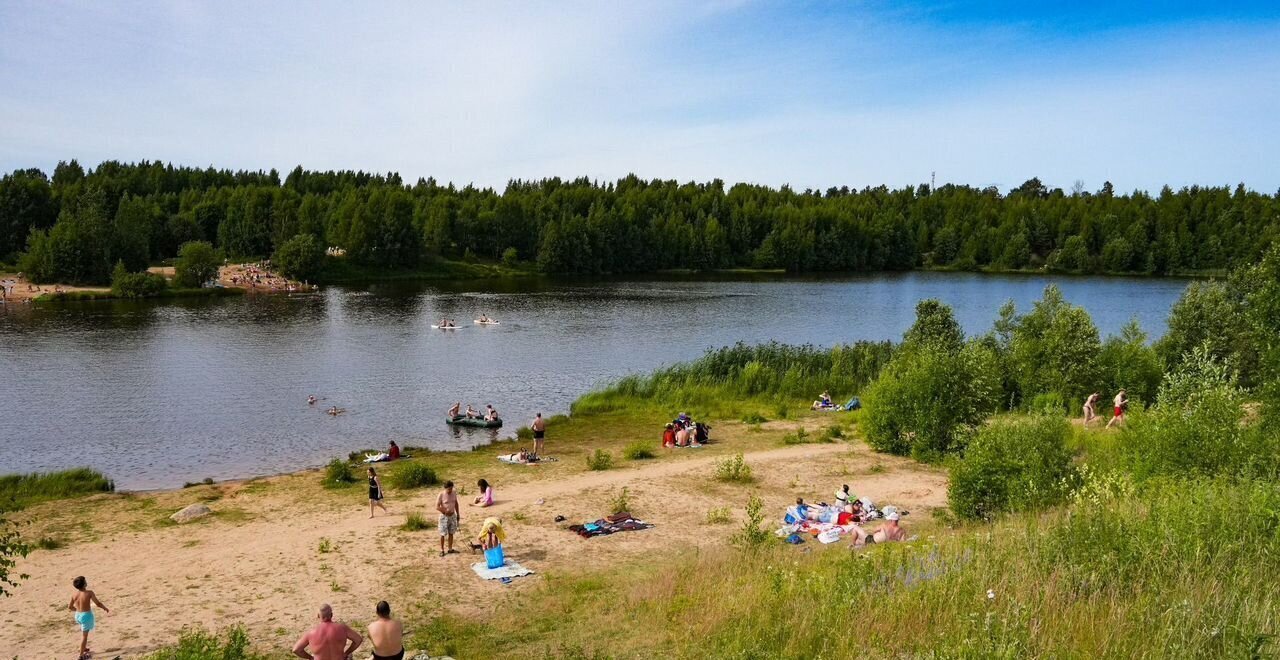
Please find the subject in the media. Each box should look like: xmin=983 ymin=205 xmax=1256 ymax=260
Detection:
xmin=849 ymin=506 xmax=906 ymax=547
xmin=811 ymin=390 xmax=834 ymax=410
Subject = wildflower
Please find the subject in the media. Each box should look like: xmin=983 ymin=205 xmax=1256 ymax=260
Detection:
xmin=986 ymin=589 xmax=996 ymax=600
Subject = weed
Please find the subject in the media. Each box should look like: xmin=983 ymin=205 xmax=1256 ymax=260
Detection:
xmin=586 ymin=449 xmax=614 ymax=471
xmin=388 ymin=463 xmax=438 ymax=489
xmin=622 ymin=442 xmax=656 ymax=460
xmin=36 ymin=536 xmax=63 ymax=551
xmin=731 ymin=494 xmax=769 ymax=549
xmin=143 ymin=625 xmax=264 ymax=659
xmin=705 ymin=507 xmax=732 ymax=524
xmin=0 ymin=468 xmax=114 ymax=512
xmin=741 ymin=412 xmax=768 ymax=424
xmin=329 ymin=580 xmax=345 ymax=593
xmin=317 ymin=538 xmax=332 ymax=554
xmin=401 ymin=513 xmax=429 ymax=531
xmin=609 ymin=487 xmax=632 ymax=514
xmin=714 ymin=454 xmax=754 ymax=483
xmin=322 ymin=459 xmax=355 ymax=488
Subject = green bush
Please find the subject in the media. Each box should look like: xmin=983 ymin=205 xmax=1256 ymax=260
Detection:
xmin=861 ymin=340 xmax=1000 ymax=461
xmin=0 ymin=468 xmax=114 ymax=512
xmin=731 ymin=494 xmax=769 ymax=549
xmin=144 ymin=625 xmax=265 ymax=659
xmin=948 ymin=415 xmax=1076 ymax=521
xmin=705 ymin=506 xmax=732 ymax=524
xmin=1028 ymin=391 xmax=1066 ymax=415
xmin=741 ymin=412 xmax=767 ymax=424
xmin=388 ymin=462 xmax=438 ymax=489
xmin=1097 ymin=320 xmax=1162 ymax=406
xmin=515 ymin=426 xmax=534 ymax=441
xmin=173 ymin=241 xmax=220 ymax=288
xmin=714 ymin=453 xmax=753 ymax=483
xmin=586 ymin=449 xmax=614 ymax=471
xmin=1005 ymin=285 xmax=1103 ymax=409
xmin=622 ymin=442 xmax=655 ymax=460
xmin=609 ymin=486 xmax=632 ymax=514
xmin=402 ymin=512 xmax=430 ymax=531
xmin=272 ymin=233 xmax=324 ymax=281
xmin=110 ymin=261 xmax=168 ymax=298
xmin=322 ymin=459 xmax=355 ymax=488
xmin=501 ymin=247 xmax=519 ymax=267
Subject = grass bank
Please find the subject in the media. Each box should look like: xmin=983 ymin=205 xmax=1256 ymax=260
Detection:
xmin=0 ymin=468 xmax=114 ymax=512
xmin=315 ymin=257 xmax=533 ymax=283
xmin=33 ymin=287 xmax=245 ymax=303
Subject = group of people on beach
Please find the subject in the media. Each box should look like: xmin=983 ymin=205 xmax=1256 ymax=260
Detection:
xmin=225 ymin=260 xmax=308 ymax=293
xmin=1082 ymin=389 xmax=1129 ymax=428
xmin=662 ymin=413 xmax=709 ymax=448
xmin=789 ymin=485 xmax=908 ymax=547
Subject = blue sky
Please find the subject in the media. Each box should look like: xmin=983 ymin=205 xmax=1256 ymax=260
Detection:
xmin=1 ymin=1 xmax=1278 ymax=192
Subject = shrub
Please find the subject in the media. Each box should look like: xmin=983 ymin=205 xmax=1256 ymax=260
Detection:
xmin=389 ymin=462 xmax=438 ymax=489
xmin=272 ymin=233 xmax=324 ymax=281
xmin=144 ymin=625 xmax=265 ymax=660
xmin=0 ymin=468 xmax=114 ymax=512
xmin=1005 ymin=285 xmax=1102 ymax=408
xmin=173 ymin=241 xmax=220 ymax=288
xmin=705 ymin=506 xmax=732 ymax=524
xmin=501 ymin=247 xmax=519 ymax=267
xmin=515 ymin=426 xmax=533 ymax=441
xmin=317 ymin=538 xmax=332 ymax=554
xmin=402 ymin=512 xmax=429 ymax=531
xmin=322 ymin=459 xmax=355 ymax=488
xmin=714 ymin=453 xmax=753 ymax=483
xmin=1028 ymin=392 xmax=1066 ymax=415
xmin=741 ymin=412 xmax=767 ymax=424
xmin=948 ymin=415 xmax=1076 ymax=521
xmin=622 ymin=442 xmax=655 ymax=460
xmin=36 ymin=536 xmax=63 ymax=550
xmin=782 ymin=427 xmax=834 ymax=445
xmin=861 ymin=340 xmax=1000 ymax=461
xmin=110 ymin=261 xmax=167 ymax=298
xmin=609 ymin=487 xmax=632 ymax=514
xmin=731 ymin=494 xmax=769 ymax=549
xmin=586 ymin=449 xmax=614 ymax=471
xmin=1097 ymin=320 xmax=1162 ymax=406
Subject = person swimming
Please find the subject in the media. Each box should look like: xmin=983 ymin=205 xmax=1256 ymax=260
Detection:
xmin=327 ymin=406 xmax=345 ymax=416
xmin=308 ymin=395 xmax=318 ymax=405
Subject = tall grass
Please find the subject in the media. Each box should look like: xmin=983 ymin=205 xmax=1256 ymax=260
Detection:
xmin=144 ymin=625 xmax=264 ymax=659
xmin=571 ymin=341 xmax=894 ymax=415
xmin=0 ymin=468 xmax=114 ymax=512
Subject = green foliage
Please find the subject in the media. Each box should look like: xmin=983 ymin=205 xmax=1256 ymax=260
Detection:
xmin=388 ymin=462 xmax=438 ymax=489
xmin=110 ymin=261 xmax=168 ymax=298
xmin=401 ymin=512 xmax=430 ymax=531
xmin=903 ymin=298 xmax=964 ymax=352
xmin=740 ymin=412 xmax=767 ymax=424
xmin=585 ymin=449 xmax=614 ymax=471
xmin=731 ymin=494 xmax=769 ymax=549
xmin=501 ymin=246 xmax=519 ymax=266
xmin=705 ymin=506 xmax=732 ymax=525
xmin=1004 ymin=285 xmax=1102 ymax=408
xmin=1120 ymin=346 xmax=1275 ymax=480
xmin=143 ymin=625 xmax=265 ymax=660
xmin=1027 ymin=391 xmax=1066 ymax=415
xmin=861 ymin=339 xmax=1000 ymax=461
xmin=0 ymin=516 xmax=29 ymax=597
xmin=317 ymin=538 xmax=332 ymax=554
xmin=1156 ymin=280 xmax=1258 ymax=387
xmin=609 ymin=486 xmax=632 ymax=515
xmin=515 ymin=426 xmax=534 ymax=441
xmin=948 ymin=415 xmax=1076 ymax=520
xmin=622 ymin=442 xmax=655 ymax=460
xmin=271 ymin=233 xmax=324 ymax=281
xmin=0 ymin=468 xmax=114 ymax=512
xmin=321 ymin=459 xmax=355 ymax=488
xmin=1096 ymin=319 xmax=1162 ymax=405
xmin=714 ymin=453 xmax=754 ymax=483
xmin=173 ymin=240 xmax=220 ymax=288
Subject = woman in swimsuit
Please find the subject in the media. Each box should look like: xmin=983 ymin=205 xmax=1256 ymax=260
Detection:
xmin=368 ymin=467 xmax=388 ymax=518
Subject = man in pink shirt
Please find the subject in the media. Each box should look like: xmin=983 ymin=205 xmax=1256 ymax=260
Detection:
xmin=293 ymin=603 xmax=363 ymax=660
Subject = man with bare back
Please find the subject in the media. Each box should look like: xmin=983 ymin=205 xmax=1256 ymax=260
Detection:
xmin=437 ymin=481 xmax=460 ymax=557
xmin=69 ymin=576 xmax=109 ymax=660
xmin=292 ymin=603 xmax=362 ymax=660
xmin=367 ymin=600 xmax=405 ymax=660
xmin=531 ymin=413 xmax=547 ymax=458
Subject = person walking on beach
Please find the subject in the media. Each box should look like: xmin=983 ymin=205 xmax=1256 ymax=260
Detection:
xmin=368 ymin=467 xmax=388 ymax=518
xmin=367 ymin=600 xmax=405 ymax=660
xmin=1106 ymin=389 xmax=1129 ymax=429
xmin=436 ymin=481 xmax=460 ymax=557
xmin=69 ymin=576 xmax=109 ymax=660
xmin=292 ymin=603 xmax=363 ymax=660
xmin=531 ymin=413 xmax=546 ymax=458
xmin=1082 ymin=392 xmax=1100 ymax=426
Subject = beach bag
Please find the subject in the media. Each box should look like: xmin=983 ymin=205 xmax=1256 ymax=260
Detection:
xmin=484 ymin=544 xmax=505 ymax=569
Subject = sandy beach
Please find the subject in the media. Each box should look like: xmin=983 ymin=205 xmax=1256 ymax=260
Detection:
xmin=0 ymin=418 xmax=946 ymax=658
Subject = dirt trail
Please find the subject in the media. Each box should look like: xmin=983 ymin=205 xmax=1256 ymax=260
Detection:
xmin=0 ymin=442 xmax=946 ymax=658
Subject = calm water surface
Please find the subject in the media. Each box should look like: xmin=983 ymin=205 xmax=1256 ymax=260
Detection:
xmin=1 ymin=272 xmax=1189 ymax=489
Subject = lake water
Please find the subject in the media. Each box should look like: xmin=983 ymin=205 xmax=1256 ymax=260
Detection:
xmin=1 ymin=272 xmax=1190 ymax=489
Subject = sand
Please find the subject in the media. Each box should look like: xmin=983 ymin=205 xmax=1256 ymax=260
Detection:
xmin=0 ymin=437 xmax=946 ymax=658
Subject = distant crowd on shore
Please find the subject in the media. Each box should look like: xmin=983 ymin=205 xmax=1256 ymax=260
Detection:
xmin=222 ymin=260 xmax=312 ymax=293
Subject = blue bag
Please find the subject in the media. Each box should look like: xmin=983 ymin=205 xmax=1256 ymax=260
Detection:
xmin=485 ymin=544 xmax=505 ymax=569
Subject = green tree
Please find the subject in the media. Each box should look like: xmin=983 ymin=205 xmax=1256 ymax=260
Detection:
xmin=1097 ymin=319 xmax=1162 ymax=405
xmin=948 ymin=415 xmax=1075 ymax=520
xmin=110 ymin=261 xmax=167 ymax=298
xmin=1007 ymin=285 xmax=1102 ymax=406
xmin=173 ymin=241 xmax=220 ymax=288
xmin=272 ymin=234 xmax=324 ymax=281
xmin=903 ymin=299 xmax=964 ymax=353
xmin=0 ymin=516 xmax=28 ymax=597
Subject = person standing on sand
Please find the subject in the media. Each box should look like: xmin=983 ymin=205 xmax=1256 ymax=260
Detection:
xmin=367 ymin=601 xmax=405 ymax=660
xmin=293 ymin=603 xmax=362 ymax=660
xmin=368 ymin=467 xmax=388 ymax=518
xmin=69 ymin=575 xmax=109 ymax=660
xmin=1083 ymin=392 xmax=1100 ymax=426
xmin=531 ymin=413 xmax=546 ymax=458
xmin=1106 ymin=389 xmax=1129 ymax=429
xmin=436 ymin=481 xmax=460 ymax=557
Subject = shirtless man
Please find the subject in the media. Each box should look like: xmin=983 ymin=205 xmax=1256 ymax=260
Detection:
xmin=1082 ymin=392 xmax=1100 ymax=426
xmin=850 ymin=506 xmax=907 ymax=546
xmin=292 ymin=603 xmax=362 ymax=660
xmin=69 ymin=575 xmax=109 ymax=660
xmin=1106 ymin=389 xmax=1129 ymax=429
xmin=448 ymin=402 xmax=461 ymax=419
xmin=485 ymin=404 xmax=498 ymax=421
xmin=367 ymin=601 xmax=405 ymax=660
xmin=437 ymin=481 xmax=460 ymax=557
xmin=465 ymin=404 xmax=478 ymax=419
xmin=531 ymin=413 xmax=546 ymax=458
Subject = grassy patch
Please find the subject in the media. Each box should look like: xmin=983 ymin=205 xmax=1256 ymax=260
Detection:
xmin=387 ymin=462 xmax=438 ymax=489
xmin=317 ymin=538 xmax=333 ymax=554
xmin=585 ymin=449 xmax=614 ymax=471
xmin=705 ymin=507 xmax=732 ymax=525
xmin=0 ymin=468 xmax=114 ymax=512
xmin=321 ymin=459 xmax=356 ymax=489
xmin=402 ymin=512 xmax=430 ymax=531
xmin=622 ymin=441 xmax=656 ymax=460
xmin=713 ymin=453 xmax=754 ymax=483
xmin=142 ymin=625 xmax=265 ymax=659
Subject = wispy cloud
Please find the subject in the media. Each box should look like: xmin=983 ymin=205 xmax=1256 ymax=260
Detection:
xmin=1 ymin=1 xmax=1276 ymax=192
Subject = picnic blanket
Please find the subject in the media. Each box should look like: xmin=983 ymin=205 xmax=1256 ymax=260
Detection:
xmin=498 ymin=454 xmax=559 ymax=465
xmin=568 ymin=511 xmax=654 ymax=538
xmin=472 ymin=559 xmax=534 ymax=580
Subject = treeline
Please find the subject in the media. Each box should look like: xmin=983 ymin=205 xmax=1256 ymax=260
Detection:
xmin=4 ymin=159 xmax=1279 ymax=284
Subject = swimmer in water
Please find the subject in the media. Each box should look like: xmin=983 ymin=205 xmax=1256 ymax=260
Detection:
xmin=308 ymin=395 xmax=317 ymax=406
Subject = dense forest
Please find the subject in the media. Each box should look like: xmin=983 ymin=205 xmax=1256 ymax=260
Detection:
xmin=3 ymin=160 xmax=1278 ymax=284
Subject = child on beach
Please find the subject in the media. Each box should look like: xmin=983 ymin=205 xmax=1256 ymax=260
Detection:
xmin=69 ymin=576 xmax=109 ymax=659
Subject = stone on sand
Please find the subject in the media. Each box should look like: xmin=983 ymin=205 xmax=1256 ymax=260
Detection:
xmin=170 ymin=503 xmax=212 ymax=523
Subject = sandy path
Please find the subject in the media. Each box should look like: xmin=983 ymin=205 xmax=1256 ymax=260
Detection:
xmin=0 ymin=442 xmax=945 ymax=658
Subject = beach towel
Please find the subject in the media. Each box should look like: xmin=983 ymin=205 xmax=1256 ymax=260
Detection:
xmin=569 ymin=516 xmax=654 ymax=538
xmin=363 ymin=453 xmax=390 ymax=463
xmin=498 ymin=454 xmax=559 ymax=465
xmin=472 ymin=559 xmax=534 ymax=580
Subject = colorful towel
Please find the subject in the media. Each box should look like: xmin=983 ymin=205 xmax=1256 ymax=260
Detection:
xmin=472 ymin=559 xmax=533 ymax=580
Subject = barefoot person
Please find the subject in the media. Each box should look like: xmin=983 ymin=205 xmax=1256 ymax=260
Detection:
xmin=368 ymin=467 xmax=388 ymax=518
xmin=531 ymin=413 xmax=546 ymax=458
xmin=1082 ymin=392 xmax=1100 ymax=426
xmin=471 ymin=478 xmax=494 ymax=507
xmin=367 ymin=601 xmax=404 ymax=660
xmin=1106 ymin=389 xmax=1129 ymax=429
xmin=436 ymin=481 xmax=460 ymax=557
xmin=69 ymin=576 xmax=109 ymax=660
xmin=292 ymin=603 xmax=362 ymax=660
